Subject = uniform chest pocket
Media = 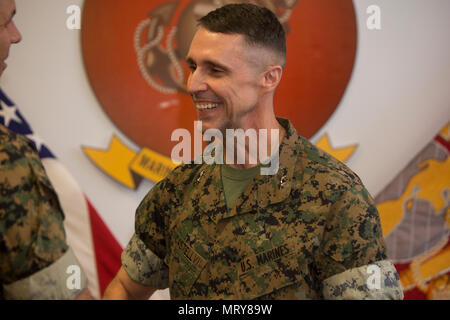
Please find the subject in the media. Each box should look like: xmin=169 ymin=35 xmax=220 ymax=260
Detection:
xmin=167 ymin=233 xmax=207 ymax=298
xmin=235 ymin=246 xmax=308 ymax=300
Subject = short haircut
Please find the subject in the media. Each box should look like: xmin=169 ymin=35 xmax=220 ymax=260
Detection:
xmin=198 ymin=3 xmax=286 ymax=67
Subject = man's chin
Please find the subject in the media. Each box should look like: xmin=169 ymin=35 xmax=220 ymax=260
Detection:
xmin=197 ymin=119 xmax=224 ymax=134
xmin=199 ymin=121 xmax=217 ymax=132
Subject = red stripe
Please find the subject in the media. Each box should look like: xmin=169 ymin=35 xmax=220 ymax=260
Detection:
xmin=434 ymin=135 xmax=450 ymax=152
xmin=393 ymin=263 xmax=410 ymax=273
xmin=84 ymin=196 xmax=123 ymax=297
xmin=403 ymin=286 xmax=427 ymax=300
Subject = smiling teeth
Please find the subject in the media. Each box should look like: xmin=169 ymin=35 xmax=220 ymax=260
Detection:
xmin=196 ymin=103 xmax=219 ymax=110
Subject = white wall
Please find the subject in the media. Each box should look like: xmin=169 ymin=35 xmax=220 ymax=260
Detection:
xmin=2 ymin=0 xmax=450 ymax=247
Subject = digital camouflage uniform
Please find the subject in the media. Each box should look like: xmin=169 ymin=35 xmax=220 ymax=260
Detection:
xmin=123 ymin=118 xmax=403 ymax=300
xmin=0 ymin=124 xmax=87 ymax=299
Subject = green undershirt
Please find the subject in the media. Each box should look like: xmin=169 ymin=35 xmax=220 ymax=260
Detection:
xmin=221 ymin=164 xmax=261 ymax=208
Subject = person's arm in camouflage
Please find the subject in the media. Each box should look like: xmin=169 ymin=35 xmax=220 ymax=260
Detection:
xmin=0 ymin=129 xmax=90 ymax=299
xmin=103 ymin=234 xmax=167 ymax=299
xmin=314 ymin=182 xmax=404 ymax=300
xmin=104 ymin=172 xmax=173 ymax=300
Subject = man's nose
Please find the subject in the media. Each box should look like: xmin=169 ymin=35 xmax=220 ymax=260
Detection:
xmin=187 ymin=69 xmax=208 ymax=94
xmin=9 ymin=21 xmax=22 ymax=44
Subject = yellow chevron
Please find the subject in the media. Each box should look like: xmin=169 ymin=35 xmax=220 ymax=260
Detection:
xmin=82 ymin=136 xmax=138 ymax=189
xmin=315 ymin=133 xmax=357 ymax=163
xmin=439 ymin=122 xmax=449 ymax=141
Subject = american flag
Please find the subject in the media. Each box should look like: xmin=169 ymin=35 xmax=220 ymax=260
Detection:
xmin=0 ymin=88 xmax=122 ymax=299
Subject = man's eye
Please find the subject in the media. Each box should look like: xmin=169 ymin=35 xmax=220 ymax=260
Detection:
xmin=211 ymin=68 xmax=223 ymax=74
xmin=188 ymin=64 xmax=196 ymax=72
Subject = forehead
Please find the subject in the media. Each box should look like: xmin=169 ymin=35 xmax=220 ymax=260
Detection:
xmin=187 ymin=28 xmax=248 ymax=65
xmin=0 ymin=0 xmax=15 ymax=21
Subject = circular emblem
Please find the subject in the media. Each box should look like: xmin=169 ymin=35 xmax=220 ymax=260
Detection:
xmin=82 ymin=0 xmax=357 ymax=158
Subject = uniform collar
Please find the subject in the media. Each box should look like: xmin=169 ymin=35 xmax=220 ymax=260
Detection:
xmin=255 ymin=117 xmax=298 ymax=207
xmin=196 ymin=117 xmax=300 ymax=224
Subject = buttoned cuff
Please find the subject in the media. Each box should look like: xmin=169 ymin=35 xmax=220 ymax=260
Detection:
xmin=3 ymin=248 xmax=88 ymax=300
xmin=322 ymin=260 xmax=404 ymax=300
xmin=122 ymin=233 xmax=169 ymax=289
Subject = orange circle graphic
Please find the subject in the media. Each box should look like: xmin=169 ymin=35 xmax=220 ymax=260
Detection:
xmin=82 ymin=0 xmax=357 ymax=157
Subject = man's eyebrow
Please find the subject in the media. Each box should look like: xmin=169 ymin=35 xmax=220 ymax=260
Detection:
xmin=185 ymin=57 xmax=229 ymax=71
xmin=204 ymin=60 xmax=229 ymax=71
xmin=6 ymin=9 xmax=16 ymax=23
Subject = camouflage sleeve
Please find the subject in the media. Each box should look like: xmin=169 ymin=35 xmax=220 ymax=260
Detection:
xmin=135 ymin=174 xmax=175 ymax=261
xmin=314 ymin=182 xmax=401 ymax=298
xmin=122 ymin=233 xmax=169 ymax=289
xmin=322 ymin=260 xmax=404 ymax=299
xmin=0 ymin=130 xmax=68 ymax=290
xmin=3 ymin=248 xmax=88 ymax=299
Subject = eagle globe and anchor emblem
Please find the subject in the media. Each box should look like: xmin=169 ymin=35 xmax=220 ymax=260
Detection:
xmin=81 ymin=0 xmax=358 ymax=190
xmin=134 ymin=0 xmax=299 ymax=95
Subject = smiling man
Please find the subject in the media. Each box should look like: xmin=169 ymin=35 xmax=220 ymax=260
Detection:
xmin=185 ymin=25 xmax=284 ymax=137
xmin=104 ymin=3 xmax=403 ymax=300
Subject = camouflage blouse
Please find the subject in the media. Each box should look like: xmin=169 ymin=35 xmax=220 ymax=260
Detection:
xmin=124 ymin=118 xmax=403 ymax=299
xmin=0 ymin=125 xmax=86 ymax=299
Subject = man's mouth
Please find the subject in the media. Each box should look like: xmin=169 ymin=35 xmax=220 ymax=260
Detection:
xmin=195 ymin=102 xmax=220 ymax=110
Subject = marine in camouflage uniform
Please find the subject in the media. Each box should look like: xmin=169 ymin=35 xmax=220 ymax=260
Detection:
xmin=122 ymin=118 xmax=404 ymax=299
xmin=0 ymin=124 xmax=87 ymax=299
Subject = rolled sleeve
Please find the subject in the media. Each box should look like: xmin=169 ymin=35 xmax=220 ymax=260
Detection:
xmin=122 ymin=233 xmax=169 ymax=289
xmin=322 ymin=260 xmax=404 ymax=300
xmin=3 ymin=248 xmax=88 ymax=300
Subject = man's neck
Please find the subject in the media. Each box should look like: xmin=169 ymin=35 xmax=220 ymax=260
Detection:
xmin=223 ymin=115 xmax=285 ymax=170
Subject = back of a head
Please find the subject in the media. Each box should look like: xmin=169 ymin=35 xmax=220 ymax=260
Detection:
xmin=198 ymin=3 xmax=286 ymax=67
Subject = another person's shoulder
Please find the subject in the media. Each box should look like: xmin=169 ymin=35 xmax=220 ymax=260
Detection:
xmin=0 ymin=127 xmax=85 ymax=300
xmin=0 ymin=124 xmax=46 ymax=186
xmin=0 ymin=124 xmax=54 ymax=193
xmin=0 ymin=124 xmax=39 ymax=163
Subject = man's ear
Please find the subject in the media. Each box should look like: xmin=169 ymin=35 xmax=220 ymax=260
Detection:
xmin=261 ymin=65 xmax=283 ymax=92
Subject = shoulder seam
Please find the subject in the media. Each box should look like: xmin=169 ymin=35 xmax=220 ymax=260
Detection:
xmin=293 ymin=136 xmax=362 ymax=187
